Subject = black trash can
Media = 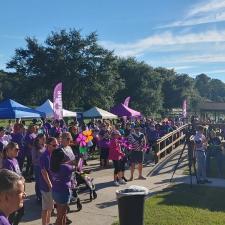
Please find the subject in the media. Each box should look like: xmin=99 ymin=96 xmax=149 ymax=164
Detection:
xmin=116 ymin=185 xmax=149 ymax=225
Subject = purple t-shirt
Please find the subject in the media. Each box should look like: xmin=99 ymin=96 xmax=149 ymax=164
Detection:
xmin=52 ymin=164 xmax=73 ymax=192
xmin=39 ymin=150 xmax=51 ymax=192
xmin=3 ymin=158 xmax=21 ymax=175
xmin=24 ymin=133 xmax=36 ymax=156
xmin=0 ymin=212 xmax=11 ymax=225
xmin=11 ymin=133 xmax=24 ymax=159
xmin=98 ymin=130 xmax=110 ymax=149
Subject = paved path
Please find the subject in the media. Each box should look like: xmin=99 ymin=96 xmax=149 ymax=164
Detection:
xmin=20 ymin=146 xmax=225 ymax=225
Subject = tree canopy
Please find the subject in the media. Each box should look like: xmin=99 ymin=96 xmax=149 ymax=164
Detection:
xmin=1 ymin=29 xmax=225 ymax=115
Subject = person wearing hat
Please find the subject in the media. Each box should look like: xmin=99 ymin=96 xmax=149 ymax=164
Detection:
xmin=194 ymin=125 xmax=211 ymax=184
xmin=128 ymin=126 xmax=146 ymax=180
xmin=109 ymin=130 xmax=126 ymax=186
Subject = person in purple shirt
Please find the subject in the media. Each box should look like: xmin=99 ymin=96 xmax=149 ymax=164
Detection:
xmin=32 ymin=133 xmax=46 ymax=203
xmin=39 ymin=137 xmax=58 ymax=225
xmin=24 ymin=124 xmax=37 ymax=180
xmin=50 ymin=148 xmax=75 ymax=225
xmin=3 ymin=142 xmax=21 ymax=175
xmin=2 ymin=142 xmax=24 ymax=225
xmin=11 ymin=125 xmax=25 ymax=171
xmin=49 ymin=120 xmax=63 ymax=138
xmin=98 ymin=124 xmax=110 ymax=167
xmin=0 ymin=169 xmax=26 ymax=225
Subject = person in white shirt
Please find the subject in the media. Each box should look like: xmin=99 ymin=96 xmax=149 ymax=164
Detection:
xmin=194 ymin=125 xmax=211 ymax=184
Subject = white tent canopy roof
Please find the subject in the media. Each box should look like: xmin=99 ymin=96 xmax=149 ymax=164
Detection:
xmin=35 ymin=99 xmax=77 ymax=118
xmin=83 ymin=107 xmax=117 ymax=119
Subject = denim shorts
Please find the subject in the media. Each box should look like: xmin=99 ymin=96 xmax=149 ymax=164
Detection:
xmin=52 ymin=189 xmax=71 ymax=205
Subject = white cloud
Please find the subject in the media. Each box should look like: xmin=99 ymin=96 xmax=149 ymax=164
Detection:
xmin=172 ymin=54 xmax=225 ymax=64
xmin=157 ymin=0 xmax=225 ymax=28
xmin=159 ymin=12 xmax=225 ymax=28
xmin=204 ymin=69 xmax=225 ymax=74
xmin=101 ymin=30 xmax=225 ymax=57
xmin=168 ymin=66 xmax=195 ymax=71
xmin=187 ymin=0 xmax=225 ymax=17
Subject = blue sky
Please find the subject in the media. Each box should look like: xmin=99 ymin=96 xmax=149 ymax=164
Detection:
xmin=1 ymin=0 xmax=225 ymax=82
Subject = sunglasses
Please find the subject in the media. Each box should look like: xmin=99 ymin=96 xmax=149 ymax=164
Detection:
xmin=49 ymin=144 xmax=57 ymax=147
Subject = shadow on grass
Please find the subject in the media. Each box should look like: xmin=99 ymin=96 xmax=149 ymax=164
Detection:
xmin=157 ymin=183 xmax=225 ymax=212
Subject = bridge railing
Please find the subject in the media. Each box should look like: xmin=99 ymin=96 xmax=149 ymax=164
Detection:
xmin=153 ymin=124 xmax=188 ymax=164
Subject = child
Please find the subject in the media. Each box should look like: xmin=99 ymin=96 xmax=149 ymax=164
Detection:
xmin=109 ymin=130 xmax=126 ymax=186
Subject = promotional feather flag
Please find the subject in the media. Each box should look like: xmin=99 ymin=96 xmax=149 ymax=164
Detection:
xmin=53 ymin=82 xmax=63 ymax=120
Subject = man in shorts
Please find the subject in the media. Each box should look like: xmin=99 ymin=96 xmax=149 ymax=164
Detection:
xmin=128 ymin=126 xmax=146 ymax=180
xmin=39 ymin=137 xmax=58 ymax=225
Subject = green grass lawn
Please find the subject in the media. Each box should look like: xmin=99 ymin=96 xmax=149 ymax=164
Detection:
xmin=113 ymin=184 xmax=225 ymax=225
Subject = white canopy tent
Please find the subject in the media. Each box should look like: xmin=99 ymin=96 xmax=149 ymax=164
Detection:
xmin=83 ymin=107 xmax=117 ymax=119
xmin=35 ymin=99 xmax=77 ymax=118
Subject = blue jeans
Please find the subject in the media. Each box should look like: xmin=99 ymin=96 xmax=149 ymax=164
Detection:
xmin=196 ymin=151 xmax=206 ymax=181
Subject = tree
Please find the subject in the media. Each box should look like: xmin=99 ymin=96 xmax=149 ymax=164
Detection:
xmin=116 ymin=58 xmax=163 ymax=115
xmin=7 ymin=29 xmax=123 ymax=109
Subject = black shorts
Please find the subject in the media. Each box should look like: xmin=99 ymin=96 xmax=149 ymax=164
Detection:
xmin=113 ymin=160 xmax=124 ymax=174
xmin=100 ymin=148 xmax=109 ymax=160
xmin=130 ymin=151 xmax=144 ymax=164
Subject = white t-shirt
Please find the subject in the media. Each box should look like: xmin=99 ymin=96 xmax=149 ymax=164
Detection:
xmin=194 ymin=132 xmax=206 ymax=151
xmin=62 ymin=145 xmax=75 ymax=161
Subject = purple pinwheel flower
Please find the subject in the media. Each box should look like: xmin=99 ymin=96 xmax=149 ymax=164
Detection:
xmin=76 ymin=133 xmax=87 ymax=147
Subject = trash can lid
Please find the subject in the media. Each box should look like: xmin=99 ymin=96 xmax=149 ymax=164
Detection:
xmin=116 ymin=185 xmax=149 ymax=198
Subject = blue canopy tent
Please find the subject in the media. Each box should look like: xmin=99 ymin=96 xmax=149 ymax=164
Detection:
xmin=0 ymin=99 xmax=45 ymax=119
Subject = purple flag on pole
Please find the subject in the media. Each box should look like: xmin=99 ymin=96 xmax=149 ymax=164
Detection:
xmin=182 ymin=99 xmax=187 ymax=118
xmin=123 ymin=96 xmax=131 ymax=107
xmin=53 ymin=82 xmax=63 ymax=120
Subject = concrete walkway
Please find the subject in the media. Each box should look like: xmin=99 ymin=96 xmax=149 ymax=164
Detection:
xmin=20 ymin=146 xmax=225 ymax=225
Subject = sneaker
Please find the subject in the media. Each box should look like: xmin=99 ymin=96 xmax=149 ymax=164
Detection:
xmin=114 ymin=181 xmax=120 ymax=186
xmin=122 ymin=177 xmax=128 ymax=182
xmin=138 ymin=176 xmax=146 ymax=180
xmin=66 ymin=217 xmax=72 ymax=225
xmin=118 ymin=179 xmax=126 ymax=185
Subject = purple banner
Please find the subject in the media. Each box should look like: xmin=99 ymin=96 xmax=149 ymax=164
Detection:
xmin=182 ymin=99 xmax=187 ymax=118
xmin=53 ymin=82 xmax=63 ymax=120
xmin=123 ymin=96 xmax=131 ymax=107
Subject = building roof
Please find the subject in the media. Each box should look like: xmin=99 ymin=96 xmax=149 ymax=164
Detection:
xmin=199 ymin=102 xmax=225 ymax=112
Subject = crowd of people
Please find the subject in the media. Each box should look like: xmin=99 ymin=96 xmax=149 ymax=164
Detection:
xmin=193 ymin=124 xmax=225 ymax=183
xmin=0 ymin=116 xmax=184 ymax=225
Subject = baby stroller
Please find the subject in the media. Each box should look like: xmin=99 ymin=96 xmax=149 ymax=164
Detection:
xmin=75 ymin=171 xmax=97 ymax=201
xmin=70 ymin=184 xmax=83 ymax=211
xmin=75 ymin=158 xmax=97 ymax=201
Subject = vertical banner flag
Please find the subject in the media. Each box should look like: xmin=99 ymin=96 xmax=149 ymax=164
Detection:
xmin=182 ymin=99 xmax=187 ymax=118
xmin=124 ymin=96 xmax=131 ymax=107
xmin=53 ymin=82 xmax=63 ymax=120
